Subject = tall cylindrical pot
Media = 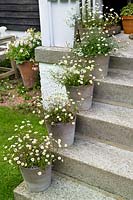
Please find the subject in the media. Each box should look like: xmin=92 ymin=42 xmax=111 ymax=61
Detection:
xmin=20 ymin=165 xmax=51 ymax=192
xmin=66 ymin=85 xmax=94 ymax=111
xmin=93 ymin=55 xmax=110 ymax=79
xmin=18 ymin=61 xmax=38 ymax=89
xmin=46 ymin=120 xmax=76 ymax=147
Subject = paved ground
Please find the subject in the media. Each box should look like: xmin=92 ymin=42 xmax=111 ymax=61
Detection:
xmin=113 ymin=32 xmax=133 ymax=58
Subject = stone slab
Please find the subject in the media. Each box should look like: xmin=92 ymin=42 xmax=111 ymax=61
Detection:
xmin=35 ymin=46 xmax=71 ymax=64
xmin=76 ymin=102 xmax=133 ymax=147
xmin=54 ymin=138 xmax=133 ymax=199
xmin=14 ymin=173 xmax=124 ymax=200
xmin=109 ymin=56 xmax=133 ymax=71
xmin=113 ymin=33 xmax=133 ymax=59
xmin=94 ymin=70 xmax=133 ymax=107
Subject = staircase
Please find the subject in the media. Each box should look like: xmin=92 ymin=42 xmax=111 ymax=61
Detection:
xmin=14 ymin=36 xmax=133 ymax=200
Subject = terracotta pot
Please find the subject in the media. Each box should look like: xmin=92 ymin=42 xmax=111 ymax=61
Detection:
xmin=18 ymin=61 xmax=38 ymax=89
xmin=122 ymin=16 xmax=133 ymax=34
xmin=46 ymin=119 xmax=76 ymax=147
xmin=66 ymin=84 xmax=94 ymax=111
xmin=20 ymin=165 xmax=51 ymax=192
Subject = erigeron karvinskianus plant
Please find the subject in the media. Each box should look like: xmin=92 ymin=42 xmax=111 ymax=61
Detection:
xmin=6 ymin=28 xmax=42 ymax=89
xmin=75 ymin=4 xmax=120 ymax=42
xmin=52 ymin=54 xmax=95 ymax=111
xmin=74 ymin=27 xmax=118 ymax=79
xmin=44 ymin=94 xmax=76 ymax=146
xmin=3 ymin=120 xmax=62 ymax=192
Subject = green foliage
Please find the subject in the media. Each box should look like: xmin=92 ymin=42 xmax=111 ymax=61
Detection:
xmin=44 ymin=94 xmax=76 ymax=124
xmin=0 ymin=59 xmax=11 ymax=68
xmin=52 ymin=54 xmax=95 ymax=87
xmin=0 ymin=78 xmax=15 ymax=91
xmin=0 ymin=106 xmax=47 ymax=199
xmin=6 ymin=28 xmax=42 ymax=64
xmin=77 ymin=5 xmax=120 ymax=29
xmin=74 ymin=27 xmax=117 ymax=57
xmin=120 ymin=3 xmax=133 ymax=16
xmin=16 ymin=95 xmax=44 ymax=119
xmin=3 ymin=120 xmax=62 ymax=170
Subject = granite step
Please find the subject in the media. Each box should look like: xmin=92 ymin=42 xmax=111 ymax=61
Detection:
xmin=109 ymin=56 xmax=133 ymax=71
xmin=54 ymin=137 xmax=133 ymax=200
xmin=76 ymin=102 xmax=133 ymax=147
xmin=14 ymin=172 xmax=125 ymax=200
xmin=94 ymin=69 xmax=133 ymax=108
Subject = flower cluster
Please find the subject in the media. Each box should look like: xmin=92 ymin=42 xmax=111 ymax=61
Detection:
xmin=6 ymin=28 xmax=42 ymax=64
xmin=3 ymin=120 xmax=62 ymax=173
xmin=0 ymin=78 xmax=15 ymax=91
xmin=53 ymin=54 xmax=95 ymax=87
xmin=74 ymin=27 xmax=117 ymax=57
xmin=77 ymin=4 xmax=120 ymax=30
xmin=43 ymin=94 xmax=76 ymax=125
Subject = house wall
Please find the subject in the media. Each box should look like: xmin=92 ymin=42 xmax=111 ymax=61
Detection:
xmin=0 ymin=0 xmax=40 ymax=31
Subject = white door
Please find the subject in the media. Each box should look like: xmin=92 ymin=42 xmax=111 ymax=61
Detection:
xmin=39 ymin=0 xmax=79 ymax=47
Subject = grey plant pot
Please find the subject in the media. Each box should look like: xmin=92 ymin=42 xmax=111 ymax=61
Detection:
xmin=20 ymin=165 xmax=52 ymax=193
xmin=93 ymin=55 xmax=110 ymax=79
xmin=46 ymin=120 xmax=76 ymax=147
xmin=67 ymin=84 xmax=94 ymax=112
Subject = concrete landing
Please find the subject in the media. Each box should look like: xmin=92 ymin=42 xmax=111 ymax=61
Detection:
xmin=113 ymin=33 xmax=133 ymax=58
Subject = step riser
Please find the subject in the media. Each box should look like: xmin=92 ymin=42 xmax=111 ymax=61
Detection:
xmin=110 ymin=56 xmax=133 ymax=70
xmin=94 ymin=81 xmax=133 ymax=107
xmin=76 ymin=115 xmax=133 ymax=147
xmin=54 ymin=157 xmax=133 ymax=200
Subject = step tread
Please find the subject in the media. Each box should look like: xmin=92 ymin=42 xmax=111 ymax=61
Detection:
xmin=58 ymin=138 xmax=133 ymax=180
xmin=95 ymin=70 xmax=133 ymax=86
xmin=79 ymin=102 xmax=133 ymax=129
xmin=14 ymin=173 xmax=122 ymax=200
xmin=111 ymin=34 xmax=133 ymax=58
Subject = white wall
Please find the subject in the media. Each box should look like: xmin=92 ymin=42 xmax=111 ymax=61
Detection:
xmin=39 ymin=63 xmax=67 ymax=107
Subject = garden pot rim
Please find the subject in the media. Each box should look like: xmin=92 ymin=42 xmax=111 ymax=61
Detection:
xmin=17 ymin=61 xmax=38 ymax=66
xmin=122 ymin=16 xmax=133 ymax=19
xmin=46 ymin=117 xmax=76 ymax=127
xmin=20 ymin=164 xmax=51 ymax=171
xmin=66 ymin=84 xmax=94 ymax=89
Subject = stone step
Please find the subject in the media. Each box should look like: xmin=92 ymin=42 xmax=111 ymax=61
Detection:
xmin=109 ymin=56 xmax=133 ymax=71
xmin=76 ymin=102 xmax=133 ymax=147
xmin=54 ymin=138 xmax=133 ymax=200
xmin=94 ymin=69 xmax=133 ymax=108
xmin=14 ymin=172 xmax=124 ymax=200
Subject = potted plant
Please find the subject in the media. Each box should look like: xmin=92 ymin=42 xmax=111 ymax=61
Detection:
xmin=3 ymin=120 xmax=62 ymax=192
xmin=44 ymin=94 xmax=76 ymax=146
xmin=53 ymin=55 xmax=95 ymax=111
xmin=75 ymin=5 xmax=121 ymax=41
xmin=120 ymin=3 xmax=133 ymax=34
xmin=6 ymin=29 xmax=42 ymax=88
xmin=103 ymin=8 xmax=121 ymax=36
xmin=74 ymin=27 xmax=118 ymax=79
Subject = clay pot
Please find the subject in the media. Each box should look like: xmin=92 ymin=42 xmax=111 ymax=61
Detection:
xmin=18 ymin=61 xmax=38 ymax=89
xmin=20 ymin=165 xmax=51 ymax=193
xmin=122 ymin=16 xmax=133 ymax=34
